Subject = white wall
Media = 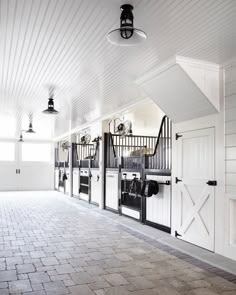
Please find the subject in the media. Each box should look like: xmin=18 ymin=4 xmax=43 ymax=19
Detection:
xmin=109 ymin=100 xmax=165 ymax=136
xmin=0 ymin=139 xmax=54 ymax=191
xmin=224 ymin=62 xmax=236 ymax=259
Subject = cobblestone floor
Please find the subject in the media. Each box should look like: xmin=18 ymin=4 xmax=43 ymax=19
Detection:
xmin=0 ymin=191 xmax=236 ymax=295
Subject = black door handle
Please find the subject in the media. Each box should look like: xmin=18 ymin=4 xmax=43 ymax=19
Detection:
xmin=175 ymin=177 xmax=182 ymax=184
xmin=206 ymin=180 xmax=217 ymax=186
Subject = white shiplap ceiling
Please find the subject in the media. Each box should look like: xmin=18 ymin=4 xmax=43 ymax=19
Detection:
xmin=0 ymin=0 xmax=236 ymax=139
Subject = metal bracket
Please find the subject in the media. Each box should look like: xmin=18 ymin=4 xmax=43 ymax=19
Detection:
xmin=175 ymin=177 xmax=182 ymax=184
xmin=175 ymin=133 xmax=183 ymax=140
xmin=175 ymin=230 xmax=182 ymax=238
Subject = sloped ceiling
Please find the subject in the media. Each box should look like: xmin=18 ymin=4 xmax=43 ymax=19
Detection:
xmin=0 ymin=0 xmax=236 ymax=139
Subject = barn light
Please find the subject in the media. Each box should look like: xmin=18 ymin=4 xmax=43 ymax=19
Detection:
xmin=43 ymin=88 xmax=59 ymax=115
xmin=107 ymin=4 xmax=147 ymax=46
xmin=18 ymin=134 xmax=24 ymax=142
xmin=42 ymin=97 xmax=59 ymax=114
xmin=26 ymin=122 xmax=36 ymax=133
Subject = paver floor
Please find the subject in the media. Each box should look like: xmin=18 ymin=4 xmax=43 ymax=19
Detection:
xmin=0 ymin=191 xmax=235 ymax=295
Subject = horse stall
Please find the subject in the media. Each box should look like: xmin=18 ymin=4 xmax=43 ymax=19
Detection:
xmin=104 ymin=116 xmax=172 ymax=232
xmin=72 ymin=138 xmax=101 ymax=204
xmin=72 ymin=143 xmax=92 ymax=201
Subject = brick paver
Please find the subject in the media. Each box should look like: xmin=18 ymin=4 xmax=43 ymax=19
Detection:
xmin=0 ymin=191 xmax=235 ymax=294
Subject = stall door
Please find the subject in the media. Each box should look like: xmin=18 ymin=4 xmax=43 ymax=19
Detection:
xmin=105 ymin=171 xmax=119 ymax=211
xmin=90 ymin=170 xmax=101 ymax=205
xmin=174 ymin=128 xmax=215 ymax=251
xmin=146 ymin=175 xmax=171 ymax=230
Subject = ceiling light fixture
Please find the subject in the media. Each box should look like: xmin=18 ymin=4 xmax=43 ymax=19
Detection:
xmin=26 ymin=122 xmax=36 ymax=133
xmin=107 ymin=4 xmax=147 ymax=46
xmin=18 ymin=134 xmax=24 ymax=142
xmin=26 ymin=114 xmax=36 ymax=133
xmin=42 ymin=88 xmax=59 ymax=114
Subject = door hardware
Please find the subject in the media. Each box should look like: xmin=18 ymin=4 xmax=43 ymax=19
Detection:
xmin=175 ymin=133 xmax=183 ymax=140
xmin=175 ymin=177 xmax=182 ymax=184
xmin=206 ymin=180 xmax=217 ymax=186
xmin=175 ymin=231 xmax=182 ymax=238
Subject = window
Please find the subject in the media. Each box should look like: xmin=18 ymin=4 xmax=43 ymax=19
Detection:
xmin=22 ymin=143 xmax=51 ymax=162
xmin=0 ymin=142 xmax=15 ymax=161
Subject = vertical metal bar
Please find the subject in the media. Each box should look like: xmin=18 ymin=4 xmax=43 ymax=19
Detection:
xmin=164 ymin=117 xmax=166 ymax=170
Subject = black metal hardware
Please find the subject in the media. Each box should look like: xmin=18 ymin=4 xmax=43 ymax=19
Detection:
xmin=159 ymin=180 xmax=171 ymax=185
xmin=206 ymin=180 xmax=217 ymax=186
xmin=175 ymin=133 xmax=183 ymax=140
xmin=175 ymin=231 xmax=182 ymax=238
xmin=105 ymin=116 xmax=172 ymax=170
xmin=175 ymin=177 xmax=182 ymax=184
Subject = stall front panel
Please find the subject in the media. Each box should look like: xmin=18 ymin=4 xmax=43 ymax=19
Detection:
xmin=72 ymin=168 xmax=79 ymax=197
xmin=79 ymin=168 xmax=90 ymax=202
xmin=90 ymin=169 xmax=101 ymax=205
xmin=145 ymin=174 xmax=171 ymax=231
xmin=105 ymin=170 xmax=119 ymax=211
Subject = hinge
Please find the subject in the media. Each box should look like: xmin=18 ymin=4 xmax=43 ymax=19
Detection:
xmin=175 ymin=133 xmax=183 ymax=140
xmin=206 ymin=180 xmax=217 ymax=186
xmin=175 ymin=230 xmax=182 ymax=238
xmin=175 ymin=177 xmax=182 ymax=184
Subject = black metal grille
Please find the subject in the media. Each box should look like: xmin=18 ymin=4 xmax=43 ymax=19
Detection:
xmin=105 ymin=116 xmax=172 ymax=170
xmin=145 ymin=116 xmax=172 ymax=170
xmin=72 ymin=143 xmax=99 ymax=168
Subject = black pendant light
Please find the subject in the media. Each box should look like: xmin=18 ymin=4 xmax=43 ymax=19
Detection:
xmin=26 ymin=122 xmax=36 ymax=133
xmin=42 ymin=89 xmax=59 ymax=114
xmin=26 ymin=114 xmax=36 ymax=133
xmin=18 ymin=134 xmax=24 ymax=142
xmin=107 ymin=4 xmax=147 ymax=46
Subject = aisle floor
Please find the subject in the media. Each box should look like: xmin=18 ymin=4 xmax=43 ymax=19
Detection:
xmin=0 ymin=191 xmax=235 ymax=295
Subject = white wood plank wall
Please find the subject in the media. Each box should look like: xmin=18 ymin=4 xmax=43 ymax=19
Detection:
xmin=225 ymin=63 xmax=236 ymax=246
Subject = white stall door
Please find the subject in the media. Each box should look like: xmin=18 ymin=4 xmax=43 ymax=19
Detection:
xmin=90 ymin=170 xmax=101 ymax=205
xmin=72 ymin=169 xmax=79 ymax=196
xmin=105 ymin=171 xmax=119 ymax=211
xmin=146 ymin=175 xmax=171 ymax=228
xmin=174 ymin=127 xmax=215 ymax=251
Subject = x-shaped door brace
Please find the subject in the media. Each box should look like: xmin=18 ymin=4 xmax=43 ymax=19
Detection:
xmin=178 ymin=184 xmax=211 ymax=236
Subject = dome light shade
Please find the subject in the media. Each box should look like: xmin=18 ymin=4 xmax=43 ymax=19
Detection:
xmin=107 ymin=4 xmax=147 ymax=46
xmin=26 ymin=123 xmax=36 ymax=133
xmin=42 ymin=97 xmax=59 ymax=114
xmin=107 ymin=28 xmax=146 ymax=46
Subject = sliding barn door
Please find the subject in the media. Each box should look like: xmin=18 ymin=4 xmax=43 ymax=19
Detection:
xmin=174 ymin=128 xmax=215 ymax=251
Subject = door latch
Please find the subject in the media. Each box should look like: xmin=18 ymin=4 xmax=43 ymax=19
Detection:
xmin=175 ymin=231 xmax=182 ymax=238
xmin=206 ymin=180 xmax=217 ymax=186
xmin=175 ymin=177 xmax=182 ymax=184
